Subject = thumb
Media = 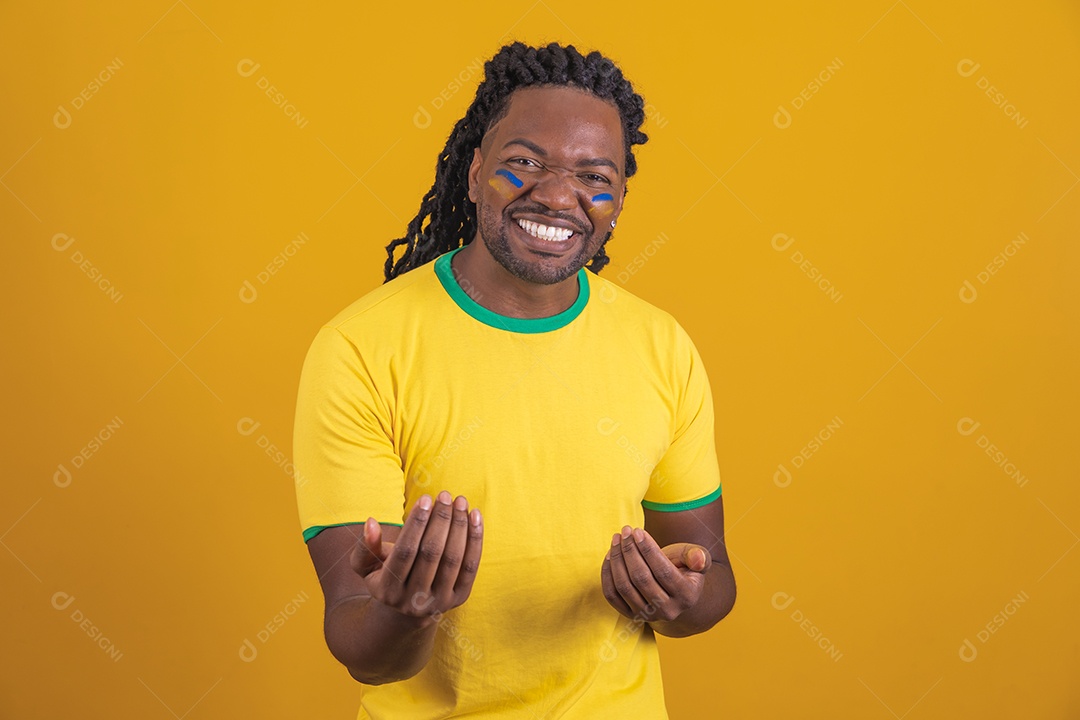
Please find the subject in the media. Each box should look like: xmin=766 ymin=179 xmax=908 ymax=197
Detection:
xmin=666 ymin=543 xmax=712 ymax=573
xmin=349 ymin=518 xmax=385 ymax=577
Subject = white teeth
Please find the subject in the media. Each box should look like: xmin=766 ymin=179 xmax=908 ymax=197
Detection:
xmin=517 ymin=219 xmax=573 ymax=242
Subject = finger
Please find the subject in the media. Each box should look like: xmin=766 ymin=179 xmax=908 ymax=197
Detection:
xmin=452 ymin=507 xmax=484 ymax=597
xmin=600 ymin=550 xmax=635 ymax=618
xmin=381 ymin=494 xmax=433 ymax=582
xmin=607 ymin=532 xmax=650 ymax=616
xmin=365 ymin=517 xmax=385 ymax=554
xmin=407 ymin=490 xmax=455 ymax=591
xmin=431 ymin=495 xmax=470 ymax=600
xmin=632 ymin=528 xmax=692 ymax=598
xmin=619 ymin=527 xmax=671 ymax=612
xmin=350 ymin=517 xmax=384 ymax=577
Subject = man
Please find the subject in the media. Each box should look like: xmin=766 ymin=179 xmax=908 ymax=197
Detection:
xmin=293 ymin=41 xmax=736 ymax=719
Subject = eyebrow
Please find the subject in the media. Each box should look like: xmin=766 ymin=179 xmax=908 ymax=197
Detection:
xmin=502 ymin=138 xmax=620 ymax=174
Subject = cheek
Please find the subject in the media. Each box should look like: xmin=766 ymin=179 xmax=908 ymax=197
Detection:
xmin=488 ymin=169 xmax=523 ymax=200
xmin=587 ymin=193 xmax=616 ymax=220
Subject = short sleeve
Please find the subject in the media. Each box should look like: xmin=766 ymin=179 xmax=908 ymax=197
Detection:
xmin=292 ymin=325 xmax=405 ymax=543
xmin=642 ymin=323 xmax=722 ymax=511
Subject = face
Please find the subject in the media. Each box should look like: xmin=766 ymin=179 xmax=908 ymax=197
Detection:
xmin=466 ymin=85 xmax=627 ymax=285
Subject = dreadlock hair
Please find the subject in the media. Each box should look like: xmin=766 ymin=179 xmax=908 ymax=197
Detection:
xmin=383 ymin=41 xmax=649 ymax=283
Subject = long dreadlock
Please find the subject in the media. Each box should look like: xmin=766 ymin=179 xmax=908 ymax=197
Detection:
xmin=383 ymin=42 xmax=649 ymax=283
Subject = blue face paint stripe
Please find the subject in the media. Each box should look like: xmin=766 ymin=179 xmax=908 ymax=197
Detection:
xmin=495 ymin=169 xmax=524 ymax=188
xmin=592 ymin=193 xmax=614 ymax=202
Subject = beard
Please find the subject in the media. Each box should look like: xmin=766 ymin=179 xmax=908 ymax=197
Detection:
xmin=475 ymin=194 xmax=608 ymax=285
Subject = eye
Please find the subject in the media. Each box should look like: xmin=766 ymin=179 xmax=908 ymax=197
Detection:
xmin=580 ymin=173 xmax=611 ymax=186
xmin=507 ymin=157 xmax=542 ymax=169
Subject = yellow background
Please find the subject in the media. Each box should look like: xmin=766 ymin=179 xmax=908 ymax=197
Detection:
xmin=3 ymin=2 xmax=1078 ymax=717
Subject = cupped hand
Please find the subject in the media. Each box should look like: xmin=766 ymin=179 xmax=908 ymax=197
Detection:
xmin=600 ymin=525 xmax=711 ymax=622
xmin=350 ymin=490 xmax=483 ymax=619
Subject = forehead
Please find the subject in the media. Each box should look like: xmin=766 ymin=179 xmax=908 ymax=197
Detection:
xmin=485 ymin=86 xmax=625 ymax=169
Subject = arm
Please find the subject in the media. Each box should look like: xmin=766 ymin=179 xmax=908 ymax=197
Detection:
xmin=601 ymin=495 xmax=736 ymax=639
xmin=641 ymin=496 xmax=736 ymax=637
xmin=308 ymin=523 xmax=435 ymax=684
xmin=306 ymin=492 xmax=483 ymax=684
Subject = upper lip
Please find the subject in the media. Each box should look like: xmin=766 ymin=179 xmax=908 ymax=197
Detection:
xmin=512 ymin=213 xmax=585 ymax=234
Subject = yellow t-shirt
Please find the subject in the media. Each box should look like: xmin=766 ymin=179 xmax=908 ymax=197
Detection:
xmin=293 ymin=246 xmax=722 ymax=719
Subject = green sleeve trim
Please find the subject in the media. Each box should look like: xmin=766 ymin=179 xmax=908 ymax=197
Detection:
xmin=302 ymin=521 xmax=404 ymax=543
xmin=641 ymin=484 xmax=722 ymax=512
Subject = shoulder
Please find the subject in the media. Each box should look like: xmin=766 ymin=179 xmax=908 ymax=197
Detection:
xmin=584 ymin=270 xmax=694 ymax=348
xmin=319 ymin=259 xmax=442 ymax=338
xmin=324 ymin=263 xmax=435 ymax=329
xmin=295 ymin=259 xmax=446 ymax=372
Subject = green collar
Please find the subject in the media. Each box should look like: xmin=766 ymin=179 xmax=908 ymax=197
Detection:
xmin=434 ymin=246 xmax=589 ymax=334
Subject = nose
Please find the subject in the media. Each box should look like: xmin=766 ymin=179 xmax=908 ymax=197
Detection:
xmin=527 ymin=168 xmax=578 ymax=211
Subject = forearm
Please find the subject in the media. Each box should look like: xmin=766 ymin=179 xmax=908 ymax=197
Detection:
xmin=325 ymin=595 xmax=439 ymax=684
xmin=649 ymin=562 xmax=736 ymax=638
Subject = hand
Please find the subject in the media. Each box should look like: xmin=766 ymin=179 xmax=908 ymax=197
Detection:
xmin=601 ymin=525 xmax=711 ymax=623
xmin=350 ymin=490 xmax=483 ymax=621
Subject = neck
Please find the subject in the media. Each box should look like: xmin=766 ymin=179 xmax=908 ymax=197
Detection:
xmin=450 ymin=240 xmax=580 ymax=319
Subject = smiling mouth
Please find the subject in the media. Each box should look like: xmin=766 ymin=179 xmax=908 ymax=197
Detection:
xmin=516 ymin=218 xmax=576 ymax=243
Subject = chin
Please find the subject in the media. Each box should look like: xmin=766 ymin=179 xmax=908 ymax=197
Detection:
xmin=483 ymin=231 xmax=587 ymax=286
xmin=475 ymin=200 xmax=597 ymax=285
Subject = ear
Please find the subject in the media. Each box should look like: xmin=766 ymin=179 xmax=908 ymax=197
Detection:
xmin=467 ymin=147 xmax=483 ymax=204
